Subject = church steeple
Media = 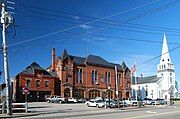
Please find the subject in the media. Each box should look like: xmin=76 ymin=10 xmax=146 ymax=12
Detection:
xmin=157 ymin=34 xmax=174 ymax=72
xmin=160 ymin=33 xmax=171 ymax=64
xmin=156 ymin=34 xmax=176 ymax=100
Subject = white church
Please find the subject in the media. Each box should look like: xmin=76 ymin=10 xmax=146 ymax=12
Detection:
xmin=131 ymin=34 xmax=178 ymax=100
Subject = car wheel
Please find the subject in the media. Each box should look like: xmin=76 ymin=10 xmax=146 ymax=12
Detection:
xmin=59 ymin=100 xmax=62 ymax=104
xmin=47 ymin=100 xmax=50 ymax=103
xmin=96 ymin=104 xmax=99 ymax=108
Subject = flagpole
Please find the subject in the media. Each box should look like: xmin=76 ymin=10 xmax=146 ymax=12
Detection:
xmin=134 ymin=62 xmax=137 ymax=101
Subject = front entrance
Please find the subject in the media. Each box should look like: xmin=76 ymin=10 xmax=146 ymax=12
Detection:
xmin=126 ymin=91 xmax=130 ymax=99
xmin=89 ymin=90 xmax=100 ymax=99
xmin=64 ymin=88 xmax=70 ymax=97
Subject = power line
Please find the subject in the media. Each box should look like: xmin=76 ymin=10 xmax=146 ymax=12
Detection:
xmin=9 ymin=0 xmax=180 ymax=47
xmin=137 ymin=45 xmax=180 ymax=68
xmin=8 ymin=0 xmax=162 ymax=47
xmin=15 ymin=11 xmax=180 ymax=35
xmin=16 ymin=0 xmax=180 ymax=33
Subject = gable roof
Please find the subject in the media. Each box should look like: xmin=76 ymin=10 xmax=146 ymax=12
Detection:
xmin=61 ymin=49 xmax=69 ymax=61
xmin=19 ymin=62 xmax=56 ymax=77
xmin=132 ymin=75 xmax=161 ymax=84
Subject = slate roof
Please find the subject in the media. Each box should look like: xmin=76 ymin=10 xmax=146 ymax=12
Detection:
xmin=72 ymin=56 xmax=86 ymax=65
xmin=19 ymin=62 xmax=56 ymax=77
xmin=85 ymin=55 xmax=115 ymax=68
xmin=132 ymin=75 xmax=161 ymax=84
xmin=58 ymin=49 xmax=129 ymax=70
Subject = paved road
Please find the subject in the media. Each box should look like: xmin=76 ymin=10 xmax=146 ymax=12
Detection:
xmin=65 ymin=105 xmax=180 ymax=119
xmin=14 ymin=102 xmax=180 ymax=119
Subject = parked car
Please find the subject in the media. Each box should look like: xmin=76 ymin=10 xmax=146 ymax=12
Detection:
xmin=68 ymin=98 xmax=78 ymax=103
xmin=119 ymin=100 xmax=128 ymax=107
xmin=131 ymin=100 xmax=139 ymax=106
xmin=105 ymin=100 xmax=118 ymax=108
xmin=142 ymin=98 xmax=154 ymax=105
xmin=85 ymin=99 xmax=105 ymax=108
xmin=155 ymin=98 xmax=167 ymax=105
xmin=46 ymin=95 xmax=65 ymax=103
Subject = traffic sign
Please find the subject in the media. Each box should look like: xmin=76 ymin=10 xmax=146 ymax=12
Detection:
xmin=23 ymin=87 xmax=30 ymax=94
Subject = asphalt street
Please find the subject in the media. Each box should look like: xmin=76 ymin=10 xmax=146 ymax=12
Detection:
xmin=13 ymin=102 xmax=180 ymax=119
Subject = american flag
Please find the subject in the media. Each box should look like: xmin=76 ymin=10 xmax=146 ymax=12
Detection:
xmin=131 ymin=65 xmax=136 ymax=75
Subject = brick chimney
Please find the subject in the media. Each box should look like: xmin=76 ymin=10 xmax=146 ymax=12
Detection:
xmin=52 ymin=48 xmax=56 ymax=71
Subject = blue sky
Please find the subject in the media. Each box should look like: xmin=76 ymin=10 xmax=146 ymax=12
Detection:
xmin=1 ymin=0 xmax=180 ymax=87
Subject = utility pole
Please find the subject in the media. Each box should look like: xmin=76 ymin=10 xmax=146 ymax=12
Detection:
xmin=115 ymin=66 xmax=120 ymax=108
xmin=1 ymin=2 xmax=13 ymax=115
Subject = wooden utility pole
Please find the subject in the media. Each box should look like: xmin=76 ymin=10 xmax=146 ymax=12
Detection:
xmin=1 ymin=2 xmax=13 ymax=115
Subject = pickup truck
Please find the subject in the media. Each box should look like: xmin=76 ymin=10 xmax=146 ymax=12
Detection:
xmin=46 ymin=95 xmax=65 ymax=103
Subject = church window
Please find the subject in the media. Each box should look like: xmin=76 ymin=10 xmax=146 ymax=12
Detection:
xmin=161 ymin=73 xmax=163 ymax=76
xmin=164 ymin=65 xmax=166 ymax=68
xmin=170 ymin=73 xmax=172 ymax=76
xmin=146 ymin=91 xmax=148 ymax=97
xmin=162 ymin=59 xmax=164 ymax=62
xmin=168 ymin=59 xmax=169 ymax=61
xmin=162 ymin=65 xmax=163 ymax=69
xmin=170 ymin=77 xmax=172 ymax=84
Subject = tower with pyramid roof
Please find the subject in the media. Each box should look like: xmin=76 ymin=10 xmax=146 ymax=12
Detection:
xmin=157 ymin=34 xmax=177 ymax=99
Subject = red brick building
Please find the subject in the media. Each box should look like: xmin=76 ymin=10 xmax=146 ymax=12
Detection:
xmin=13 ymin=62 xmax=60 ymax=102
xmin=48 ymin=49 xmax=131 ymax=100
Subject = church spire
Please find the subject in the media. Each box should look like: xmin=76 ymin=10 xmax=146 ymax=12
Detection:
xmin=160 ymin=33 xmax=171 ymax=64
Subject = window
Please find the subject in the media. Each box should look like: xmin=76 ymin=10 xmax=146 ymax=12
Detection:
xmin=164 ymin=65 xmax=166 ymax=68
xmin=170 ymin=73 xmax=172 ymax=76
xmin=146 ymin=91 xmax=148 ymax=96
xmin=36 ymin=80 xmax=40 ymax=87
xmin=26 ymin=79 xmax=31 ymax=87
xmin=45 ymin=80 xmax=50 ymax=87
xmin=66 ymin=76 xmax=68 ymax=82
xmin=79 ymin=69 xmax=83 ymax=83
xmin=91 ymin=70 xmax=98 ymax=84
xmin=105 ymin=72 xmax=111 ymax=85
xmin=76 ymin=68 xmax=83 ymax=84
xmin=91 ymin=70 xmax=95 ymax=84
xmin=95 ymin=70 xmax=98 ymax=83
xmin=118 ymin=74 xmax=121 ymax=85
xmin=76 ymin=69 xmax=79 ymax=83
xmin=170 ymin=77 xmax=172 ymax=84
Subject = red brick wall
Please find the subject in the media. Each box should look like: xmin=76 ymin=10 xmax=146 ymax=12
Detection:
xmin=55 ymin=57 xmax=131 ymax=99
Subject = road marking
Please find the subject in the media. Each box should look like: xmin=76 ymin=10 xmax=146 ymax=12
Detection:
xmin=146 ymin=111 xmax=157 ymax=114
xmin=123 ymin=109 xmax=180 ymax=119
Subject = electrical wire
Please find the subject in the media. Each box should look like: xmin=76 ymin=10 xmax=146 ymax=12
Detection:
xmin=15 ymin=0 xmax=180 ymax=32
xmin=8 ymin=0 xmax=162 ymax=47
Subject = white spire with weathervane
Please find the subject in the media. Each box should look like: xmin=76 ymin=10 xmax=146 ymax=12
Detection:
xmin=160 ymin=33 xmax=171 ymax=64
xmin=157 ymin=34 xmax=174 ymax=72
